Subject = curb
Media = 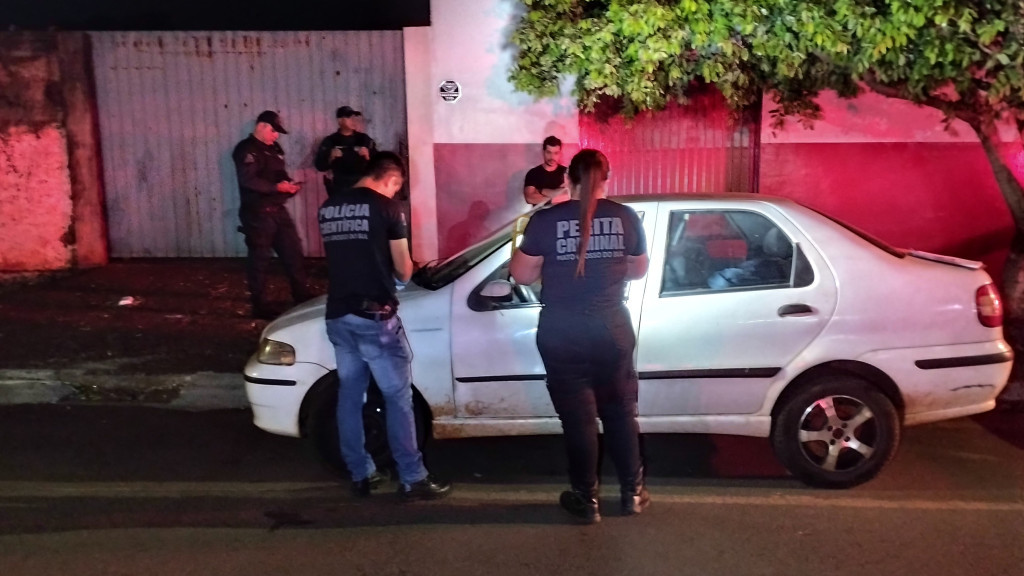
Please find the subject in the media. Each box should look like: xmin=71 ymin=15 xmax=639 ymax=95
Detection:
xmin=0 ymin=370 xmax=249 ymax=410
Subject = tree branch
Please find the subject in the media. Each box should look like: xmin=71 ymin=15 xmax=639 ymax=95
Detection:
xmin=860 ymin=70 xmax=981 ymax=127
xmin=859 ymin=70 xmax=905 ymax=99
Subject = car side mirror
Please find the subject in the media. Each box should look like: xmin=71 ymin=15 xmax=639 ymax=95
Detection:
xmin=480 ymin=279 xmax=514 ymax=303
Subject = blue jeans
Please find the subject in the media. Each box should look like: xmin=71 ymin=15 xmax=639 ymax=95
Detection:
xmin=325 ymin=314 xmax=428 ymax=485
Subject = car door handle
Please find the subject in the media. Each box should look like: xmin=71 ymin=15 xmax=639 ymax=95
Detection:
xmin=778 ymin=304 xmax=814 ymax=317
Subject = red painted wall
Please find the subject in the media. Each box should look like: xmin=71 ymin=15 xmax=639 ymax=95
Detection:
xmin=761 ymin=142 xmax=1015 ymax=284
xmin=433 ymin=143 xmax=577 ymax=258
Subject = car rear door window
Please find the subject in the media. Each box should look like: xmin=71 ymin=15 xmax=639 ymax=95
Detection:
xmin=661 ymin=210 xmax=813 ymax=295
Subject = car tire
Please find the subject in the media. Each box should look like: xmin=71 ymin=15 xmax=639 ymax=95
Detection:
xmin=771 ymin=376 xmax=900 ymax=489
xmin=301 ymin=372 xmax=428 ymax=479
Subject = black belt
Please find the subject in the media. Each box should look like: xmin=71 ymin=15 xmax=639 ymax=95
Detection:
xmin=349 ymin=310 xmax=395 ymax=321
xmin=348 ymin=299 xmax=396 ymax=321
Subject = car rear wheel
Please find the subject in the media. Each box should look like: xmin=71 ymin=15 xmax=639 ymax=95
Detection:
xmin=772 ymin=376 xmax=900 ymax=488
xmin=301 ymin=372 xmax=427 ymax=479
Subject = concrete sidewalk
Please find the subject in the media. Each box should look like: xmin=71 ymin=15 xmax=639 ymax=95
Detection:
xmin=0 ymin=369 xmax=248 ymax=410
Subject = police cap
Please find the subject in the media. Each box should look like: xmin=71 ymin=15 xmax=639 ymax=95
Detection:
xmin=256 ymin=110 xmax=288 ymax=134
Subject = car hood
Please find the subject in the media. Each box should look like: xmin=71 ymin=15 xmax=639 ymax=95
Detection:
xmin=263 ymin=281 xmax=434 ymax=335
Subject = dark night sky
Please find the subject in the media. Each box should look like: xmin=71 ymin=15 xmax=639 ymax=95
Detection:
xmin=1 ymin=0 xmax=430 ymax=31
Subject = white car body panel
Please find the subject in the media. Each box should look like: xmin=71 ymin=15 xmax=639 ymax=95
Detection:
xmin=637 ymin=201 xmax=838 ymax=416
xmin=449 ymin=243 xmax=551 ymax=418
xmin=243 ymin=195 xmax=1012 ymax=442
xmin=448 ymin=202 xmax=657 ymax=420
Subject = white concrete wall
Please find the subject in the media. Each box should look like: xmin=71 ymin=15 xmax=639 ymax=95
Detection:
xmin=405 ymin=0 xmax=581 ymax=260
xmin=429 ymin=0 xmax=579 ymax=145
xmin=404 ymin=26 xmax=440 ymax=260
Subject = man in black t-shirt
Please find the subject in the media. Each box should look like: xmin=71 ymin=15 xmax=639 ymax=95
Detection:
xmin=523 ymin=135 xmax=569 ymax=206
xmin=318 ymin=151 xmax=451 ymax=502
xmin=314 ymin=106 xmax=378 ymax=196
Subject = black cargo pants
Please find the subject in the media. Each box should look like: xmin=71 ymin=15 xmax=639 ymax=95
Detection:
xmin=238 ymin=205 xmax=310 ymax=308
xmin=537 ymin=304 xmax=643 ymax=495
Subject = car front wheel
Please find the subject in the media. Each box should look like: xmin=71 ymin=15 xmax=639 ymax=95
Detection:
xmin=301 ymin=372 xmax=427 ymax=479
xmin=772 ymin=376 xmax=900 ymax=488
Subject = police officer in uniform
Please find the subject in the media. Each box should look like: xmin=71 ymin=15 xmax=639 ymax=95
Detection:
xmin=232 ymin=110 xmax=312 ymax=320
xmin=314 ymin=106 xmax=377 ymax=196
xmin=511 ymin=149 xmax=650 ymax=523
xmin=318 ymin=151 xmax=451 ymax=501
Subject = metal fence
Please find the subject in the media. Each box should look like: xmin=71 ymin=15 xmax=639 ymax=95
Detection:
xmin=579 ymin=92 xmax=759 ymax=196
xmin=91 ymin=31 xmax=407 ymax=257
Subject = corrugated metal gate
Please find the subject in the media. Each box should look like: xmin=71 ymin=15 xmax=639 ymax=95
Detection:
xmin=91 ymin=31 xmax=407 ymax=257
xmin=579 ymin=92 xmax=759 ymax=196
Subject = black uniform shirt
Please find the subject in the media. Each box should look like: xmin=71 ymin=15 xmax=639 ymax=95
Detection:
xmin=314 ymin=131 xmax=378 ymax=190
xmin=232 ymin=135 xmax=292 ymax=210
xmin=319 ymin=186 xmax=408 ymax=319
xmin=524 ymin=164 xmax=567 ymax=201
xmin=519 ymin=199 xmax=646 ymax=311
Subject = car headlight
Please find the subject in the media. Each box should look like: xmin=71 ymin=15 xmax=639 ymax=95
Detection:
xmin=257 ymin=338 xmax=296 ymax=366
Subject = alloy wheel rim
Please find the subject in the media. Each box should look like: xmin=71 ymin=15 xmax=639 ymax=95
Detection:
xmin=796 ymin=394 xmax=878 ymax=473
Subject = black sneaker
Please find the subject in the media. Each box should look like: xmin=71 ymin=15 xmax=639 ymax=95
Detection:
xmin=398 ymin=475 xmax=452 ymax=502
xmin=351 ymin=470 xmax=386 ymax=498
xmin=559 ymin=490 xmax=601 ymax=524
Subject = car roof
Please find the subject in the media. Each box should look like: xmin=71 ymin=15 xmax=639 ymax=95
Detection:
xmin=612 ymin=192 xmax=798 ymax=206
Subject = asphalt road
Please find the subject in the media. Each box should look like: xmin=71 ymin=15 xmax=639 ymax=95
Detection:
xmin=0 ymin=405 xmax=1021 ymax=576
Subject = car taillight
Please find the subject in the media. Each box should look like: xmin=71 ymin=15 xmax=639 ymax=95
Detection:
xmin=976 ymin=284 xmax=1003 ymax=328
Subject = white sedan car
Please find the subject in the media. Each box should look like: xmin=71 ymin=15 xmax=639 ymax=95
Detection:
xmin=244 ymin=194 xmax=1012 ymax=488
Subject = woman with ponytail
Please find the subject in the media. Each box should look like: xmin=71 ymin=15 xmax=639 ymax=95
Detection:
xmin=511 ymin=149 xmax=650 ymax=523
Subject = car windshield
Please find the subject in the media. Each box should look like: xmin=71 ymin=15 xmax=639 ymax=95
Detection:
xmin=810 ymin=207 xmax=906 ymax=258
xmin=412 ymin=220 xmax=516 ymax=290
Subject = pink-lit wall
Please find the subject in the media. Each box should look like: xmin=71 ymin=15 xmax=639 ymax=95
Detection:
xmin=433 ymin=142 xmax=579 ymax=257
xmin=0 ymin=33 xmax=107 ymax=271
xmin=761 ymin=91 xmax=1016 ymax=284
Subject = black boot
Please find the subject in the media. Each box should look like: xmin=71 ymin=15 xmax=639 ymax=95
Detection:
xmin=620 ymin=485 xmax=650 ymax=515
xmin=621 ymin=465 xmax=650 ymax=515
xmin=559 ymin=488 xmax=601 ymax=524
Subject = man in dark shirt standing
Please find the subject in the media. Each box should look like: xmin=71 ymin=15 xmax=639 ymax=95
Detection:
xmin=318 ymin=151 xmax=451 ymax=501
xmin=314 ymin=106 xmax=378 ymax=196
xmin=523 ymin=135 xmax=569 ymax=206
xmin=232 ymin=110 xmax=311 ymax=320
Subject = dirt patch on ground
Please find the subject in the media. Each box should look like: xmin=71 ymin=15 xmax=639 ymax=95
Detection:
xmin=0 ymin=258 xmax=328 ymax=374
